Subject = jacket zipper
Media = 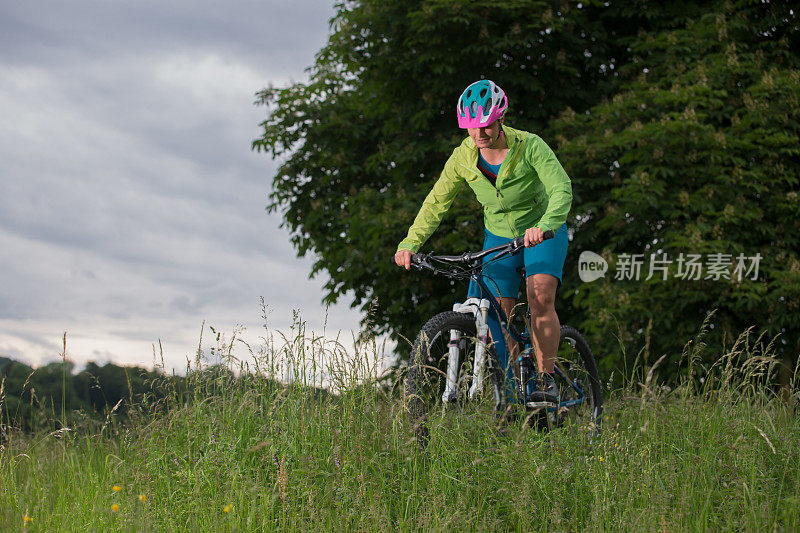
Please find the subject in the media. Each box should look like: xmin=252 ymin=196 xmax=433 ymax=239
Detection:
xmin=459 ymin=161 xmax=515 ymax=232
xmin=494 ymin=143 xmax=520 ymax=236
xmin=457 ymin=139 xmax=526 ymax=237
xmin=494 ymin=189 xmax=516 ymax=236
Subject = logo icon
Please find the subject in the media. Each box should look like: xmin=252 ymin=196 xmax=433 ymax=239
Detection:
xmin=578 ymin=251 xmax=607 ymax=283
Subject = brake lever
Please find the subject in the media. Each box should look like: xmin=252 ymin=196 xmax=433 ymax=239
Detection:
xmin=411 ymin=253 xmax=431 ymax=270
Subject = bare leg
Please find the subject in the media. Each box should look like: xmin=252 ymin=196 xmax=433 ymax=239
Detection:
xmin=526 ymin=274 xmax=560 ymax=373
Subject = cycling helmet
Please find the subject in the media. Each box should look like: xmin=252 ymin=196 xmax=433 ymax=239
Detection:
xmin=456 ymin=79 xmax=508 ymax=128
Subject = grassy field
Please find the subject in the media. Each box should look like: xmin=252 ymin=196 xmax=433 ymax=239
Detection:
xmin=1 ymin=324 xmax=798 ymax=531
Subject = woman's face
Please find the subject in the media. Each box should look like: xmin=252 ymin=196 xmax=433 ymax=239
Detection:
xmin=467 ymin=119 xmax=503 ymax=149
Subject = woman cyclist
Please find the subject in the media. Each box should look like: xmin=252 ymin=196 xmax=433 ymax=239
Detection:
xmin=394 ymin=79 xmax=572 ymax=402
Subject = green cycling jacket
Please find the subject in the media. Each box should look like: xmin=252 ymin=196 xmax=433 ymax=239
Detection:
xmin=397 ymin=124 xmax=572 ymax=253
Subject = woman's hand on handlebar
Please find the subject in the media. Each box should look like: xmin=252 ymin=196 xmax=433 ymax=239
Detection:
xmin=524 ymin=227 xmax=546 ymax=247
xmin=395 ymin=249 xmax=413 ymax=270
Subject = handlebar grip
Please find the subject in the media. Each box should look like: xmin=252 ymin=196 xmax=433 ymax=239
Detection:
xmin=513 ymin=229 xmax=555 ymax=248
xmin=391 ymin=253 xmax=422 ymax=267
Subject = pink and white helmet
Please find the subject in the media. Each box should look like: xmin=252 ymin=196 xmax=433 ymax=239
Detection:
xmin=456 ymin=79 xmax=508 ymax=128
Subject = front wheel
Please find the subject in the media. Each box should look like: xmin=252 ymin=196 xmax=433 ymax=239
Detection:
xmin=404 ymin=311 xmax=505 ymax=449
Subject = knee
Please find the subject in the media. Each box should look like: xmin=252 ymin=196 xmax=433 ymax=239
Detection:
xmin=527 ymin=286 xmax=555 ymax=314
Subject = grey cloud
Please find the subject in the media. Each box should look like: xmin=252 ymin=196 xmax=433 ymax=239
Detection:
xmin=1 ymin=0 xmax=335 ymax=74
xmin=0 ymin=1 xmax=363 ymax=369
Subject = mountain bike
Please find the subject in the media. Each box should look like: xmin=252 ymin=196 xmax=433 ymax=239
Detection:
xmin=402 ymin=234 xmax=603 ymax=448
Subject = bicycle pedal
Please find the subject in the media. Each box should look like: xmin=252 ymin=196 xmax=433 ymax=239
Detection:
xmin=527 ymin=391 xmax=559 ymax=404
xmin=525 ymin=401 xmax=557 ymax=410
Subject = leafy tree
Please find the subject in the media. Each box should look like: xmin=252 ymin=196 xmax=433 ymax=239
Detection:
xmin=1 ymin=359 xmax=36 ymax=431
xmin=81 ymin=362 xmax=161 ymax=415
xmin=254 ymin=0 xmax=797 ymax=382
xmin=0 ymin=358 xmax=163 ymax=431
xmin=553 ymin=2 xmax=799 ymax=382
xmin=252 ymin=0 xmax=703 ymax=351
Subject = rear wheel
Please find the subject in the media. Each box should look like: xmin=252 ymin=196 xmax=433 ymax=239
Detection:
xmin=552 ymin=325 xmax=603 ymax=440
xmin=404 ymin=311 xmax=505 ymax=448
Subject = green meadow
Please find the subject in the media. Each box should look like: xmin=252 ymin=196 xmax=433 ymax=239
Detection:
xmin=1 ymin=322 xmax=798 ymax=532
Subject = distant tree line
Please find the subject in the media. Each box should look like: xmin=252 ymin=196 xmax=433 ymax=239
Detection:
xmin=0 ymin=356 xmax=181 ymax=433
xmin=0 ymin=356 xmax=315 ymax=436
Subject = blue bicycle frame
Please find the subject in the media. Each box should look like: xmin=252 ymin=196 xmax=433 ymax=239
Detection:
xmin=467 ymin=272 xmax=587 ymax=412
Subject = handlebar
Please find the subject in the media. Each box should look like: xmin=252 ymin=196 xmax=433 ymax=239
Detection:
xmin=392 ymin=230 xmax=555 ymax=275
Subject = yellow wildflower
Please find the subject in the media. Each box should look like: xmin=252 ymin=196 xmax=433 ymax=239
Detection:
xmin=223 ymin=504 xmax=232 ymax=514
xmin=111 ymin=504 xmax=120 ymax=513
xmin=138 ymin=494 xmax=147 ymax=503
xmin=23 ymin=515 xmax=33 ymax=523
xmin=599 ymin=456 xmax=604 ymax=462
xmin=112 ymin=485 xmax=122 ymax=492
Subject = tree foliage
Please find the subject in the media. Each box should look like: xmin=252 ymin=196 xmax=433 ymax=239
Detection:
xmin=0 ymin=357 xmax=163 ymax=432
xmin=253 ymin=0 xmax=798 ymax=380
xmin=252 ymin=0 xmax=700 ymax=347
xmin=0 ymin=356 xmax=265 ymax=433
xmin=554 ymin=2 xmax=800 ymax=381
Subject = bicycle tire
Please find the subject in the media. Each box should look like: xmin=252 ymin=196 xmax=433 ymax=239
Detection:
xmin=552 ymin=325 xmax=603 ymax=439
xmin=405 ymin=311 xmax=505 ymax=449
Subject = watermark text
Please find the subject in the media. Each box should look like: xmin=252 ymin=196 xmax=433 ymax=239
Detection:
xmin=579 ymin=252 xmax=762 ymax=282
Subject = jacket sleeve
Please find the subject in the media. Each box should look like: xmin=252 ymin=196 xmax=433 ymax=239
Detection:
xmin=397 ymin=152 xmax=464 ymax=253
xmin=528 ymin=135 xmax=572 ymax=232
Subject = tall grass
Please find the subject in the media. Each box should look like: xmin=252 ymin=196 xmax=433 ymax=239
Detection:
xmin=1 ymin=314 xmax=798 ymax=531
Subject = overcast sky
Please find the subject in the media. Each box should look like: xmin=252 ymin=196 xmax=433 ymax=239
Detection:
xmin=0 ymin=0 xmax=368 ymax=371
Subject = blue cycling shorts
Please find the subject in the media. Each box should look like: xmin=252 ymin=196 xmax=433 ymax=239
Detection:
xmin=467 ymin=224 xmax=568 ymax=299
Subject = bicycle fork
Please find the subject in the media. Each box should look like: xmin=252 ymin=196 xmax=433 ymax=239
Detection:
xmin=442 ymin=298 xmax=492 ymax=404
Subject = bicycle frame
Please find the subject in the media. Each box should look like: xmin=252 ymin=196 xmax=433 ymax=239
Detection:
xmin=443 ymin=272 xmax=588 ymax=412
